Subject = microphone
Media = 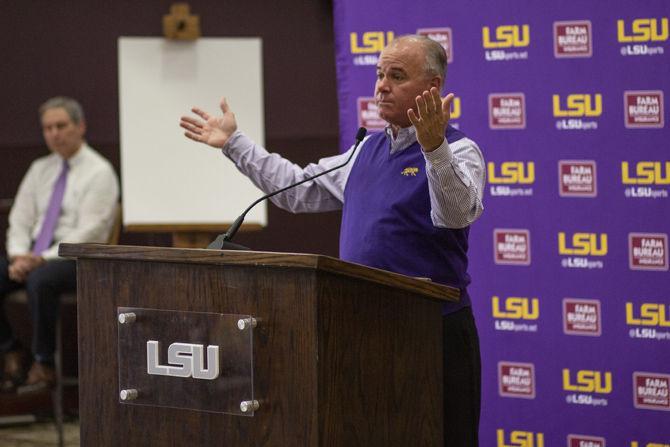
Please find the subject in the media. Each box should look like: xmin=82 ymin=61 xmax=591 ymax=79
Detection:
xmin=208 ymin=127 xmax=368 ymax=250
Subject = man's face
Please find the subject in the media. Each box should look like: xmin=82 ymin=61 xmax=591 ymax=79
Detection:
xmin=374 ymin=41 xmax=440 ymax=128
xmin=41 ymin=107 xmax=85 ymax=159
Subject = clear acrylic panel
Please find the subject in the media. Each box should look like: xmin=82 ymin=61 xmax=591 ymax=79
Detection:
xmin=117 ymin=307 xmax=255 ymax=416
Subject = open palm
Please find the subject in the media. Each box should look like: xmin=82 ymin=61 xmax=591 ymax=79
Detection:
xmin=180 ymin=97 xmax=238 ymax=148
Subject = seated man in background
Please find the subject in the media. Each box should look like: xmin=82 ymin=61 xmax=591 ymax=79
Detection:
xmin=0 ymin=96 xmax=119 ymax=392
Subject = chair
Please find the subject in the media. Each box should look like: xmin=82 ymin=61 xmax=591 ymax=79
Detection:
xmin=4 ymin=203 xmax=121 ymax=447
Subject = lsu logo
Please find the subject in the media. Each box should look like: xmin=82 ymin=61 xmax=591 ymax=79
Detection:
xmin=146 ymin=341 xmax=219 ymax=380
xmin=558 ymin=232 xmax=608 ymax=256
xmin=488 ymin=162 xmax=535 ymax=184
xmin=563 ymin=369 xmax=613 ymax=394
xmin=631 ymin=443 xmax=670 ymax=447
xmin=617 ymin=18 xmax=669 ymax=42
xmin=483 ymin=25 xmax=530 ymax=48
xmin=496 ymin=429 xmax=544 ymax=447
xmin=626 ymin=303 xmax=670 ymax=327
xmin=621 ymin=162 xmax=670 ymax=185
xmin=553 ymin=94 xmax=602 ymax=117
xmin=492 ymin=296 xmax=539 ymax=320
xmin=350 ymin=31 xmax=394 ymax=53
xmin=401 ymin=167 xmax=419 ymax=177
xmin=450 ymin=96 xmax=461 ymax=119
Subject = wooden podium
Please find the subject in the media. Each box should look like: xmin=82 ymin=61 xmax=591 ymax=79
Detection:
xmin=59 ymin=244 xmax=459 ymax=446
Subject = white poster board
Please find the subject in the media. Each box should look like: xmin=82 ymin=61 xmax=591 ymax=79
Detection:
xmin=118 ymin=37 xmax=266 ymax=228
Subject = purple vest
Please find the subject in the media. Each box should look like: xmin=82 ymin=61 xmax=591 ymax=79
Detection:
xmin=340 ymin=126 xmax=472 ymax=314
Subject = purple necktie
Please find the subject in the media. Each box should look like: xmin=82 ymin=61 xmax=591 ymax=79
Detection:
xmin=33 ymin=159 xmax=69 ymax=255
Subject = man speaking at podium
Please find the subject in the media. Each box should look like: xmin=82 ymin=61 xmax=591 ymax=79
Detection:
xmin=181 ymin=35 xmax=485 ymax=446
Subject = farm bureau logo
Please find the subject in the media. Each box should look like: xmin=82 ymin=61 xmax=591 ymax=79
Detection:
xmin=626 ymin=302 xmax=670 ymax=341
xmin=357 ymin=97 xmax=386 ymax=131
xmin=489 ymin=94 xmax=526 ymax=129
xmin=563 ymin=368 xmax=612 ymax=407
xmin=483 ymin=24 xmax=530 ymax=61
xmin=350 ymin=31 xmax=394 ymax=65
xmin=563 ymin=298 xmax=601 ymax=336
xmin=559 ymin=160 xmax=597 ymax=197
xmin=553 ymin=93 xmax=601 ymax=130
xmin=492 ymin=296 xmax=539 ymax=332
xmin=488 ymin=161 xmax=534 ymax=197
xmin=554 ymin=20 xmax=592 ymax=58
xmin=496 ymin=429 xmax=544 ymax=447
xmin=624 ymin=91 xmax=664 ymax=128
xmin=633 ymin=372 xmax=670 ymax=411
xmin=494 ymin=229 xmax=531 ymax=265
xmin=558 ymin=232 xmax=607 ymax=269
xmin=417 ymin=27 xmax=453 ymax=63
xmin=629 ymin=233 xmax=668 ymax=271
xmin=618 ymin=18 xmax=668 ymax=56
xmin=363 ymin=93 xmax=460 ymax=128
xmin=499 ymin=362 xmax=535 ymax=398
xmin=567 ymin=435 xmax=606 ymax=447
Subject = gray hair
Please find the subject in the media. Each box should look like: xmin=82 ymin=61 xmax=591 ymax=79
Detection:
xmin=38 ymin=96 xmax=85 ymax=124
xmin=388 ymin=35 xmax=447 ymax=87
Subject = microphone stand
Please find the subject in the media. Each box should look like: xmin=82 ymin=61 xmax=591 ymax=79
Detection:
xmin=208 ymin=127 xmax=368 ymax=250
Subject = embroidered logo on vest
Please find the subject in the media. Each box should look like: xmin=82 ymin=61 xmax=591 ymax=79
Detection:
xmin=401 ymin=167 xmax=419 ymax=176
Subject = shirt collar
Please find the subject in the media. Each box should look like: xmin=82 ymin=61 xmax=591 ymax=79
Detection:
xmin=60 ymin=142 xmax=88 ymax=168
xmin=384 ymin=125 xmax=418 ymax=153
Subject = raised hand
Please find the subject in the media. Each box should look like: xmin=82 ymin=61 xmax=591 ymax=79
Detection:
xmin=180 ymin=97 xmax=238 ymax=148
xmin=407 ymin=88 xmax=454 ymax=152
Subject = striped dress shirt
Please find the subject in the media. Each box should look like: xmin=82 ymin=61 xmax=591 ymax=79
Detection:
xmin=222 ymin=125 xmax=485 ymax=229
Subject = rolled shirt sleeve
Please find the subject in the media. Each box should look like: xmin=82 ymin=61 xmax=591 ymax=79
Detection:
xmin=220 ymin=129 xmax=483 ymax=228
xmin=7 ymin=163 xmax=40 ymax=257
xmin=423 ymin=137 xmax=485 ymax=229
xmin=222 ymin=131 xmax=366 ymax=213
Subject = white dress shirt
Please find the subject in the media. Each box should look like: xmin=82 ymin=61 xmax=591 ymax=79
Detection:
xmin=7 ymin=143 xmax=119 ymax=260
xmin=222 ymin=126 xmax=485 ymax=228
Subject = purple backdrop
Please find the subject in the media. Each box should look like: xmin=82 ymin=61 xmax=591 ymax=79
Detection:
xmin=334 ymin=1 xmax=670 ymax=445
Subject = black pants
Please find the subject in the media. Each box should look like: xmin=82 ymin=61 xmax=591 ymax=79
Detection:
xmin=443 ymin=306 xmax=481 ymax=447
xmin=0 ymin=258 xmax=76 ymax=364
